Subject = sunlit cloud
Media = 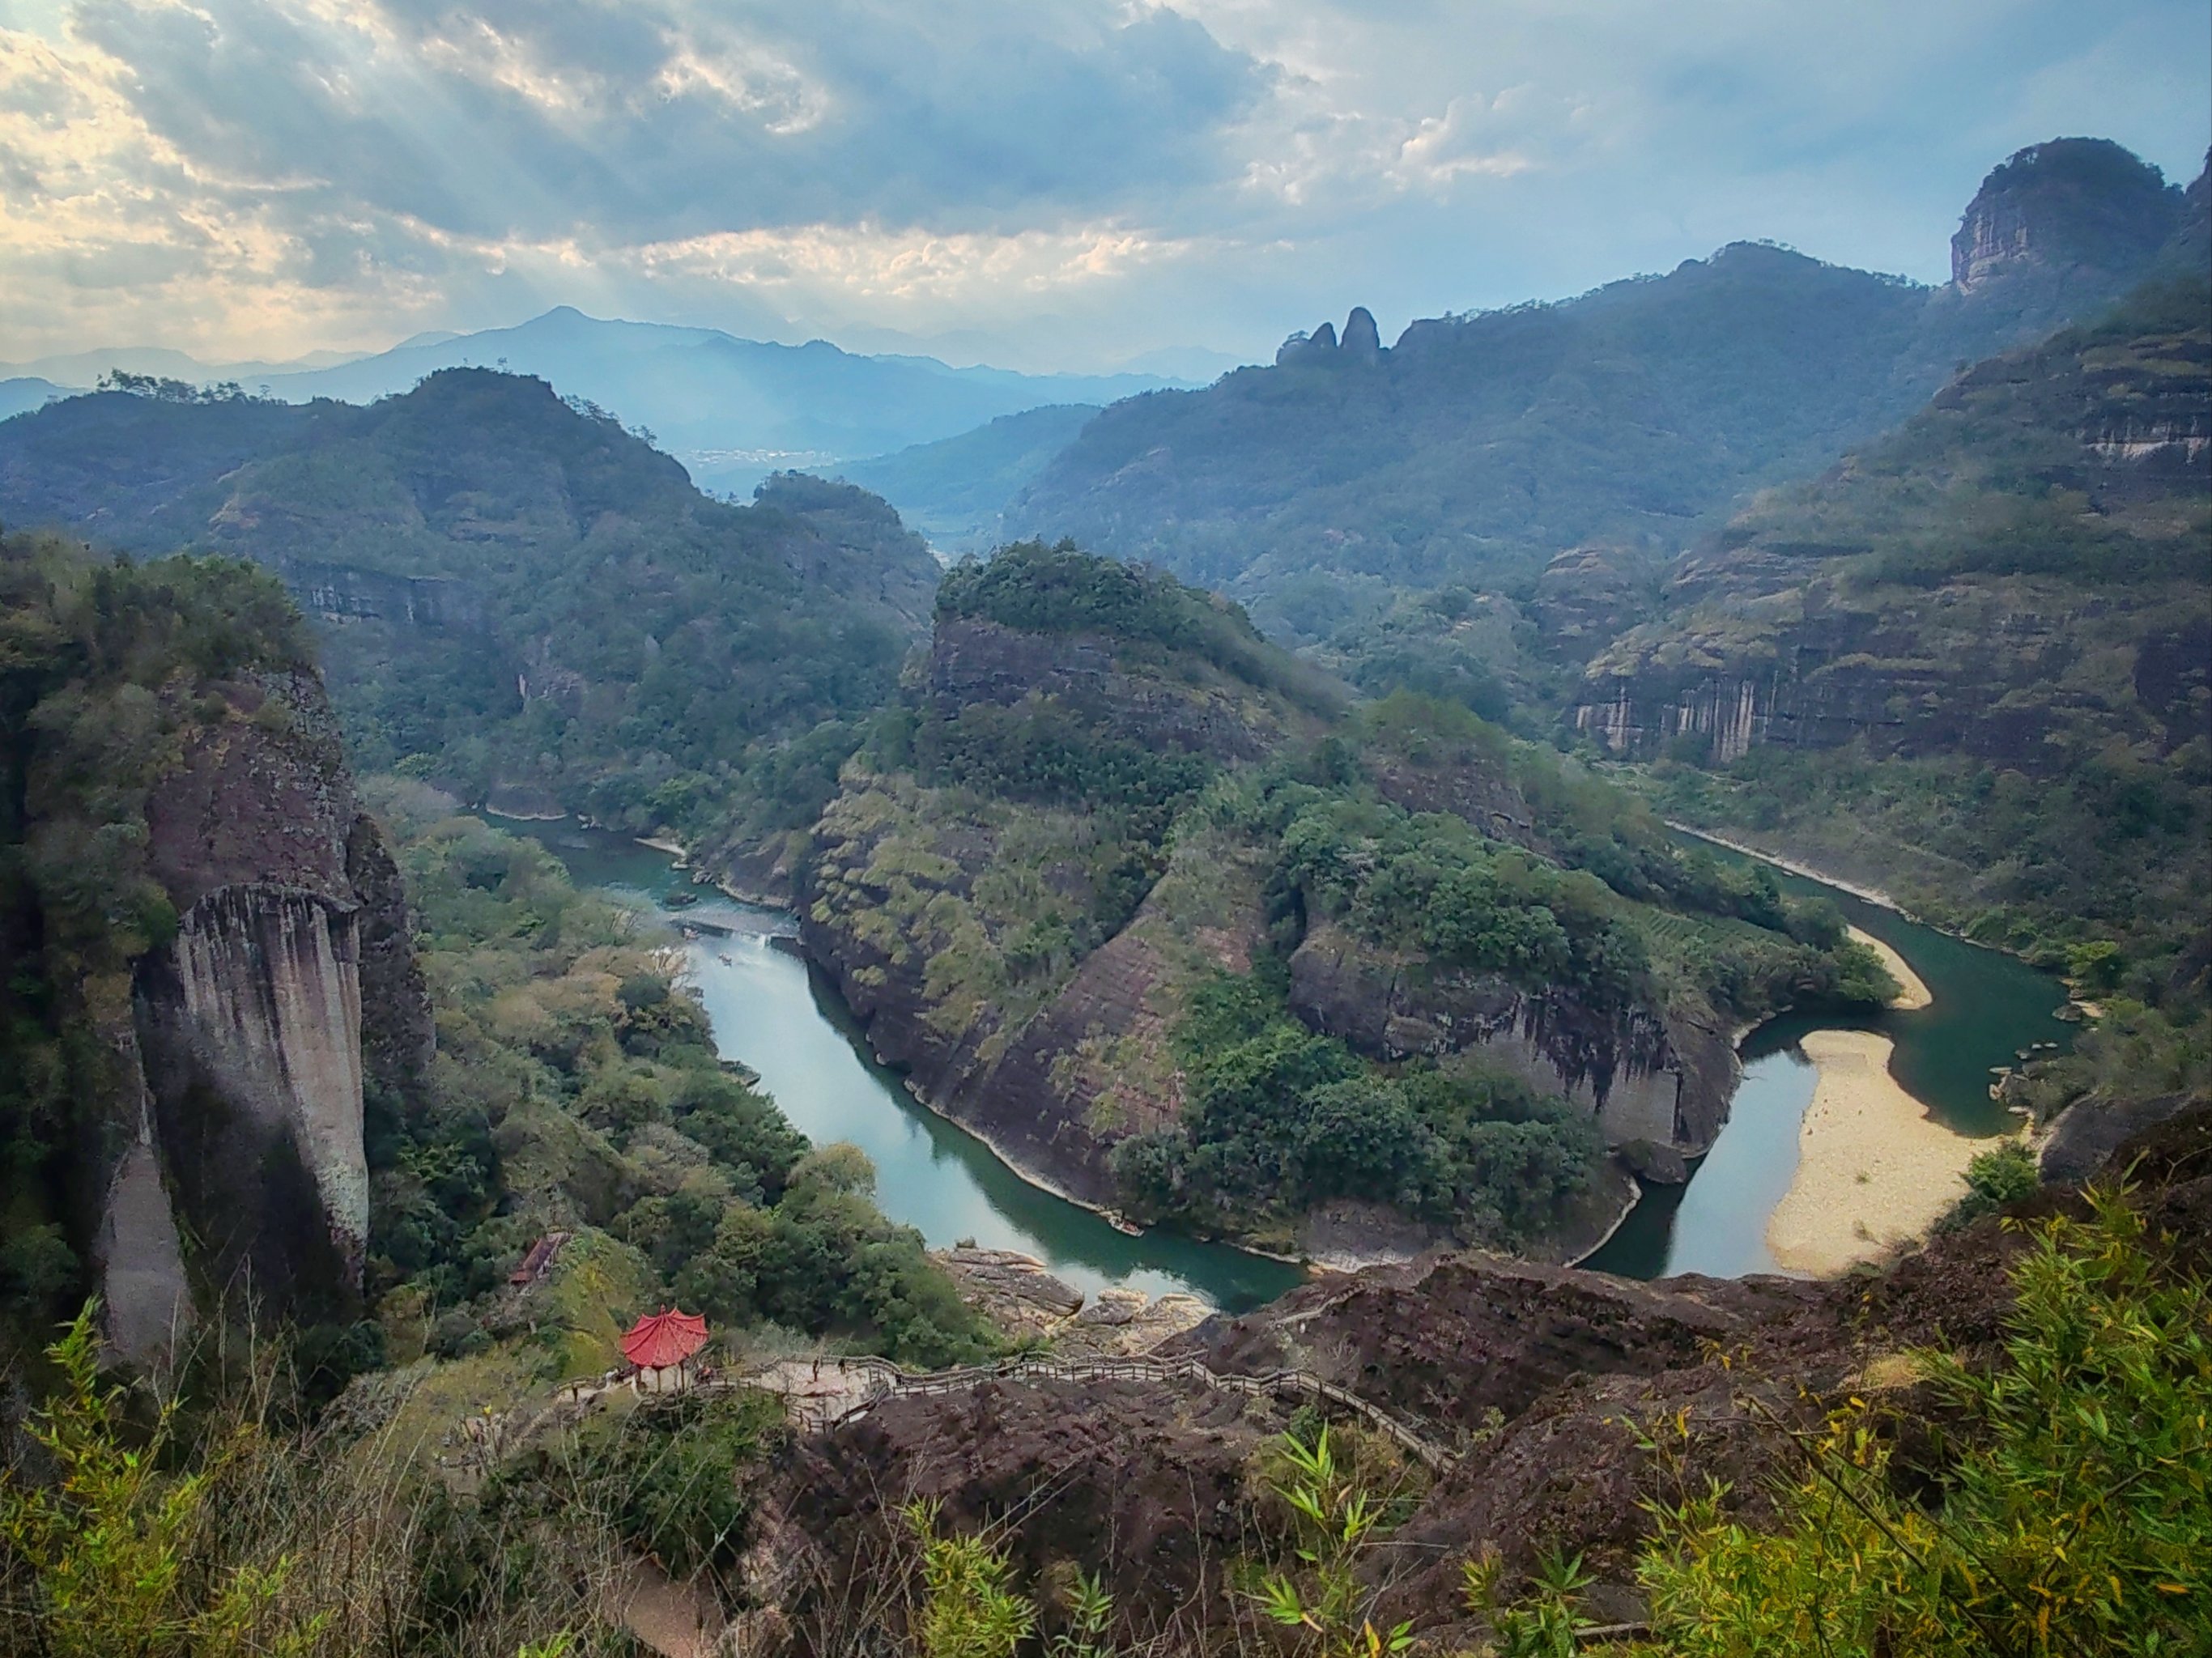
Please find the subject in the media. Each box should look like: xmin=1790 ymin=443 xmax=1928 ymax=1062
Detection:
xmin=0 ymin=0 xmax=2204 ymax=368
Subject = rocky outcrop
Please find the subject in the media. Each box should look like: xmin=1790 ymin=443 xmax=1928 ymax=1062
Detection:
xmin=280 ymin=561 xmax=485 ymax=629
xmin=1341 ymin=306 xmax=1382 ymax=362
xmin=1160 ymin=1250 xmax=1814 ymax=1436
xmin=932 ymin=1248 xmax=1208 ymax=1356
xmin=745 ymin=1112 xmax=2211 ymax=1644
xmin=740 ymin=1373 xmax=1291 ymax=1644
xmin=1286 ymin=922 xmax=1738 ymax=1153
xmin=97 ymin=674 xmax=430 ymax=1360
xmin=1528 ymin=545 xmax=1661 ymax=662
xmin=1950 ymin=138 xmax=2182 ymax=294
xmin=1363 ymin=751 xmax=1539 ymax=849
xmin=1274 ymin=309 xmax=1386 ymax=368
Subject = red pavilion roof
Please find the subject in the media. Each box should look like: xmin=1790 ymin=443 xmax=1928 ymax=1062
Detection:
xmin=619 ymin=1308 xmax=709 ymax=1370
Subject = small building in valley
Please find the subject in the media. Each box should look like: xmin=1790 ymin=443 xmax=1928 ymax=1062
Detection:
xmin=508 ymin=1231 xmax=571 ymax=1286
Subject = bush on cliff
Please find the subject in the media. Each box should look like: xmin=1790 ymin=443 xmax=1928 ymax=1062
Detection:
xmin=1625 ymin=1188 xmax=2210 ymax=1656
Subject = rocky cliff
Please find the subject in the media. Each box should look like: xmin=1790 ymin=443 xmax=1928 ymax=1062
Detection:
xmin=1950 ymin=138 xmax=2184 ymax=295
xmin=1575 ymin=270 xmax=2212 ymax=772
xmin=101 ymin=670 xmax=431 ymax=1360
xmin=1286 ymin=922 xmax=1738 ymax=1151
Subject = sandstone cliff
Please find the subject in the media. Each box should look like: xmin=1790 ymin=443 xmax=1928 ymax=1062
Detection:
xmin=1286 ymin=921 xmax=1738 ymax=1152
xmin=1950 ymin=138 xmax=2184 ymax=296
xmin=1575 ymin=272 xmax=2211 ymax=772
xmin=103 ymin=673 xmax=430 ymax=1362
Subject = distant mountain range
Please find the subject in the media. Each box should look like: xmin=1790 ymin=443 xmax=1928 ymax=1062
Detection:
xmin=999 ymin=138 xmax=2209 ymax=639
xmin=1 ymin=309 xmax=1194 ymax=502
xmin=0 ymin=377 xmax=63 ymax=423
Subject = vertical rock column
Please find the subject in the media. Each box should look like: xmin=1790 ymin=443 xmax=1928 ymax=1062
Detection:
xmin=168 ymin=886 xmax=369 ymax=1284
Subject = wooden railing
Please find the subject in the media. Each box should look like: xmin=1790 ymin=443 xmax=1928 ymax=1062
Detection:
xmin=788 ymin=1354 xmax=1456 ymax=1473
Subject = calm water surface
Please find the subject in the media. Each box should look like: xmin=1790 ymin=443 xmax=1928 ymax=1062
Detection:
xmin=514 ymin=819 xmax=2068 ymax=1299
xmin=511 ymin=820 xmax=1304 ymax=1313
xmin=1585 ymin=840 xmax=2072 ymax=1278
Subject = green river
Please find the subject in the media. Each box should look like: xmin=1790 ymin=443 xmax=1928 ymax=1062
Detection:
xmin=515 ymin=821 xmax=2070 ymax=1312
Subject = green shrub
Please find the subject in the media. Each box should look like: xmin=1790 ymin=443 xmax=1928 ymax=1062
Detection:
xmin=1631 ymin=1188 xmax=2212 ymax=1656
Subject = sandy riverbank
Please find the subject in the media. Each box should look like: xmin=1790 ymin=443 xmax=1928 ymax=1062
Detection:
xmin=1766 ymin=1029 xmax=1998 ymax=1275
xmin=1848 ymin=926 xmax=1932 ymax=1010
xmin=1666 ymin=822 xmax=1902 ymax=910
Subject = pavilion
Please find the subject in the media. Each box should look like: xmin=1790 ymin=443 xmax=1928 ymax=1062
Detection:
xmin=619 ymin=1307 xmax=710 ymax=1392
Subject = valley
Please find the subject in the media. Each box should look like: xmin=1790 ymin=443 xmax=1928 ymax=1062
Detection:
xmin=526 ymin=815 xmax=2067 ymax=1299
xmin=0 ymin=92 xmax=2204 ymax=1657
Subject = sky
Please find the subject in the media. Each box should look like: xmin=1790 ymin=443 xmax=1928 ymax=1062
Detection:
xmin=2 ymin=0 xmax=2206 ymax=373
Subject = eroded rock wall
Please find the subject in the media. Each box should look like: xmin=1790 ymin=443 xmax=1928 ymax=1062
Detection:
xmin=1287 ymin=922 xmax=1738 ymax=1153
xmin=136 ymin=886 xmax=368 ymax=1290
xmin=85 ymin=672 xmax=429 ymax=1362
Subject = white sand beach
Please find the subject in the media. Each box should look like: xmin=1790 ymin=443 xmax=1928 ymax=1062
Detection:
xmin=1766 ymin=1029 xmax=1997 ymax=1275
xmin=1849 ymin=926 xmax=1933 ymax=1010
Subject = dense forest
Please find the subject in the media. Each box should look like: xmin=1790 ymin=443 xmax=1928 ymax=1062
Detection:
xmin=804 ymin=542 xmax=1891 ymax=1256
xmin=0 ymin=369 xmax=943 ymax=877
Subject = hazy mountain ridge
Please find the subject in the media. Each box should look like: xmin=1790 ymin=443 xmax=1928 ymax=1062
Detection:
xmin=0 ymin=368 xmax=944 ymax=857
xmin=1001 ymin=140 xmax=2197 ymax=640
xmin=5 ymin=308 xmax=1188 ymax=501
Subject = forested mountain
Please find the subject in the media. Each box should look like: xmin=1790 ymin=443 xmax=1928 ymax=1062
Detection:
xmin=0 ymin=368 xmax=943 ymax=869
xmin=236 ymin=308 xmax=1172 ymax=495
xmin=1004 ymin=140 xmax=2197 ymax=642
xmin=800 ymin=542 xmax=1891 ymax=1259
xmin=1584 ymin=268 xmax=2210 ymax=1011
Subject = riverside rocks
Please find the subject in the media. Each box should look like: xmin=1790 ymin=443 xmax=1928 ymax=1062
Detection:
xmin=930 ymin=1248 xmax=1208 ymax=1357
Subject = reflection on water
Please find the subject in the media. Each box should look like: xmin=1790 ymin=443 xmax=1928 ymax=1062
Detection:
xmin=1586 ymin=836 xmax=2071 ymax=1279
xmin=509 ymin=819 xmax=1304 ymax=1314
xmin=510 ymin=816 xmax=2068 ymax=1298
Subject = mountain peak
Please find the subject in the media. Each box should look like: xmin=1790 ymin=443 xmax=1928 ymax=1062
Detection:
xmin=1951 ymin=137 xmax=2180 ymax=293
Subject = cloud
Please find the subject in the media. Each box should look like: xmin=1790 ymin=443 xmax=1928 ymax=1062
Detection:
xmin=66 ymin=0 xmax=1266 ymax=240
xmin=0 ymin=0 xmax=2205 ymax=367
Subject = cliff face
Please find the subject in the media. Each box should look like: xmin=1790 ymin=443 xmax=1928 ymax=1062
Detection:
xmin=99 ymin=673 xmax=430 ymax=1362
xmin=1573 ymin=277 xmax=2212 ymax=771
xmin=1286 ymin=923 xmax=1738 ymax=1151
xmin=1950 ymin=138 xmax=2183 ymax=295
